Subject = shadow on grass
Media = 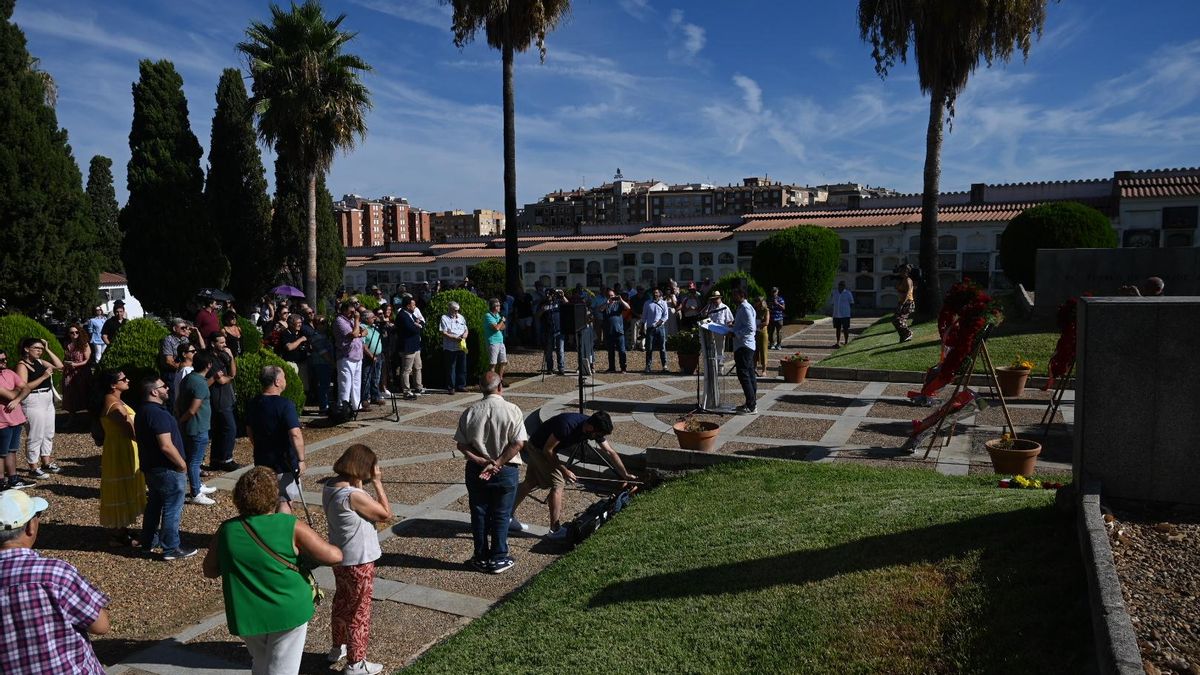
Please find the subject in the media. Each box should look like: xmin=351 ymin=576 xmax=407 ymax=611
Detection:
xmin=589 ymin=505 xmax=1090 ymax=669
xmin=728 ymin=444 xmax=829 ymax=460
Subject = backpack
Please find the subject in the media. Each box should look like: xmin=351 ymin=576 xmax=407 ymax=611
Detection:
xmin=564 ymin=489 xmax=635 ymax=548
xmin=328 ymin=400 xmax=357 ymax=425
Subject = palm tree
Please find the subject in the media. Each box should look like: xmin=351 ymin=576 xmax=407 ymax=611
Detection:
xmin=446 ymin=0 xmax=572 ymax=295
xmin=858 ymin=0 xmax=1048 ymax=314
xmin=27 ymin=56 xmax=56 ymax=107
xmin=238 ymin=0 xmax=371 ymax=304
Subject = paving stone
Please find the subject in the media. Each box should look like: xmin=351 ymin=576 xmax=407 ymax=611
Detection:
xmin=796 ymin=379 xmax=869 ymax=395
xmin=847 ymin=421 xmax=914 ymax=448
xmin=975 ymin=405 xmax=1063 ymax=427
xmin=740 ymin=415 xmax=834 ymax=441
xmin=340 ymin=429 xmax=459 ymax=461
xmin=770 ymin=393 xmax=866 ymax=415
xmin=866 ymin=400 xmax=925 ymax=420
xmin=404 ymin=409 xmax=469 ymax=429
xmin=595 ymin=384 xmax=675 ymax=402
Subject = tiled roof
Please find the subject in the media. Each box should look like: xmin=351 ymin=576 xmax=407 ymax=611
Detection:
xmin=349 ymin=256 xmax=436 ymax=267
xmin=1118 ymin=172 xmax=1200 ymax=198
xmin=437 ymin=248 xmax=507 ymax=259
xmin=523 ymin=240 xmax=619 ymax=253
xmin=737 ymin=202 xmax=1051 ymax=232
xmin=99 ymin=272 xmax=127 ymax=285
xmin=623 ymin=230 xmax=734 ymax=243
xmin=429 ymin=242 xmax=487 ymax=250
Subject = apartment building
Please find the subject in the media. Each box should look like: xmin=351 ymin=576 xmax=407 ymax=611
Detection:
xmin=429 ymin=209 xmax=505 ymax=240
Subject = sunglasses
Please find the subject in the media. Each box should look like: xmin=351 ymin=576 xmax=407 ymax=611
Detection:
xmin=186 ymin=348 xmax=197 ymax=353
xmin=117 ymin=376 xmax=129 ymax=383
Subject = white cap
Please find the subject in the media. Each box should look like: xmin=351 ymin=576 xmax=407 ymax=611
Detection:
xmin=0 ymin=491 xmax=49 ymax=530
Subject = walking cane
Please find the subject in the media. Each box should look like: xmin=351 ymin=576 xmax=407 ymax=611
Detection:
xmin=292 ymin=459 xmax=314 ymax=527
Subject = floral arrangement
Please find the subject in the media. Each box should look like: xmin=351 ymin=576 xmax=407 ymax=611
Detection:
xmin=998 ymin=474 xmax=1065 ymax=490
xmin=909 ymin=280 xmax=1004 ymax=402
xmin=781 ymin=352 xmax=810 ymax=364
xmin=1043 ymin=293 xmax=1090 ymax=391
xmin=994 ymin=431 xmax=1015 ymax=449
xmin=1009 ymin=354 xmax=1035 ymax=370
xmin=676 ymin=413 xmax=717 ymax=433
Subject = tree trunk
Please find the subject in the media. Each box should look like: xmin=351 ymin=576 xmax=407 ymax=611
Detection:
xmin=305 ymin=170 xmax=318 ymax=303
xmin=502 ymin=11 xmax=520 ymax=295
xmin=919 ymin=83 xmax=945 ymax=317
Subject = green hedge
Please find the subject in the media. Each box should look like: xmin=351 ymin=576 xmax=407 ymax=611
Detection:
xmin=469 ymin=258 xmax=509 ymax=301
xmin=421 ymin=290 xmax=489 ymax=388
xmin=237 ymin=317 xmax=263 ymax=355
xmin=0 ymin=314 xmax=65 ymax=386
xmin=751 ymin=225 xmax=842 ymax=316
xmin=234 ymin=349 xmax=305 ymax=420
xmin=711 ymin=271 xmax=766 ymax=306
xmin=1000 ymin=202 xmax=1117 ymax=290
xmin=358 ymin=295 xmax=381 ymax=311
xmin=97 ymin=317 xmax=168 ymax=385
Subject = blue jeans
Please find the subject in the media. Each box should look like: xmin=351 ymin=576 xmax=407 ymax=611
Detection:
xmin=0 ymin=424 xmax=21 ymax=455
xmin=183 ymin=430 xmax=209 ymax=496
xmin=543 ymin=333 xmax=565 ymax=372
xmin=734 ymin=347 xmax=758 ymax=409
xmin=310 ymin=361 xmax=332 ymax=412
xmin=606 ymin=331 xmax=626 ymax=371
xmin=362 ymin=356 xmax=382 ymax=401
xmin=445 ymin=350 xmax=467 ymax=390
xmin=210 ymin=408 xmax=235 ymax=466
xmin=465 ymin=462 xmax=519 ymax=562
xmin=645 ymin=325 xmax=667 ymax=368
xmin=142 ymin=468 xmax=186 ymax=552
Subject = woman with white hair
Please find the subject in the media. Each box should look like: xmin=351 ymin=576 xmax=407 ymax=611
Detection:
xmin=439 ymin=302 xmax=469 ymax=393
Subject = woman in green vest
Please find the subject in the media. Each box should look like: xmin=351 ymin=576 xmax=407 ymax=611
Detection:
xmin=203 ymin=467 xmax=341 ymax=674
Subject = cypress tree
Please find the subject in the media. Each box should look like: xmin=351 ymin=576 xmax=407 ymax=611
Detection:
xmin=86 ymin=155 xmax=122 ymax=273
xmin=206 ymin=68 xmax=274 ymax=306
xmin=0 ymin=0 xmax=102 ymax=318
xmin=271 ymin=158 xmax=344 ymax=308
xmin=120 ymin=59 xmax=228 ymax=317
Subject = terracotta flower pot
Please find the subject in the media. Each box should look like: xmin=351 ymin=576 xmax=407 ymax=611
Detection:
xmin=995 ymin=367 xmax=1031 ymax=398
xmin=673 ymin=421 xmax=720 ymax=452
xmin=678 ymin=352 xmax=699 ymax=375
xmin=781 ymin=358 xmax=811 ymax=384
xmin=985 ymin=438 xmax=1042 ymax=475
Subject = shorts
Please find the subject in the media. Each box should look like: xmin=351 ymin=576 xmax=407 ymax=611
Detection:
xmin=277 ymin=472 xmax=301 ymax=502
xmin=523 ymin=443 xmax=566 ymax=490
xmin=0 ymin=425 xmax=20 ymax=455
xmin=488 ymin=342 xmax=507 ymax=365
xmin=833 ymin=317 xmax=851 ymax=331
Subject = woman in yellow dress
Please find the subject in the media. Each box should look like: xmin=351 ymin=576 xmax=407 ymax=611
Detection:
xmin=97 ymin=370 xmax=146 ymax=547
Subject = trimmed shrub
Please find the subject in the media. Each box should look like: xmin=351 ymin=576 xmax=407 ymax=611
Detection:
xmin=469 ymin=258 xmax=510 ymax=300
xmin=421 ymin=290 xmax=489 ymax=388
xmin=750 ymin=225 xmax=842 ymax=317
xmin=1000 ymin=202 xmax=1117 ymax=291
xmin=237 ymin=317 xmax=263 ymax=355
xmin=0 ymin=314 xmax=65 ymax=387
xmin=97 ymin=317 xmax=168 ymax=385
xmin=234 ymin=349 xmax=305 ymax=420
xmin=358 ymin=295 xmax=380 ymax=311
xmin=711 ymin=271 xmax=766 ymax=306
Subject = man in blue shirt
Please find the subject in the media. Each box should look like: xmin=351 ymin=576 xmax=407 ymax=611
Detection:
xmin=246 ymin=365 xmax=306 ymax=513
xmin=600 ymin=290 xmax=630 ymax=373
xmin=510 ymin=410 xmax=635 ymax=540
xmin=135 ymin=377 xmax=195 ymax=561
xmin=536 ymin=291 xmax=565 ymax=376
xmin=86 ymin=307 xmax=107 ymax=364
xmin=175 ymin=353 xmax=215 ymax=506
xmin=641 ymin=288 xmax=670 ymax=373
xmin=731 ymin=286 xmax=759 ymax=415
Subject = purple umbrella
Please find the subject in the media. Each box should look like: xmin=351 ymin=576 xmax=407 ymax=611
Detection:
xmin=270 ymin=285 xmax=305 ymax=298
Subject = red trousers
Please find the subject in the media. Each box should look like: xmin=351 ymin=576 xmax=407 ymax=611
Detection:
xmin=332 ymin=562 xmax=375 ymax=662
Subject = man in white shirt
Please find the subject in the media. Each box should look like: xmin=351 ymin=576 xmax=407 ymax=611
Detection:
xmin=641 ymin=289 xmax=670 ymax=373
xmin=730 ymin=286 xmax=758 ymax=415
xmin=454 ymin=372 xmax=527 ymax=574
xmin=439 ymin=302 xmax=469 ymax=393
xmin=829 ymin=280 xmax=855 ymax=347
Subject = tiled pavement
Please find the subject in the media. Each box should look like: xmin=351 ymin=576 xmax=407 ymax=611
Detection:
xmin=109 ymin=318 xmax=1072 ymax=673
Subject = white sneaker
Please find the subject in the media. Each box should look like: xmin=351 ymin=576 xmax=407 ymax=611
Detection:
xmin=381 ymin=389 xmax=393 ymax=398
xmin=199 ymin=484 xmax=217 ymax=495
xmin=327 ymin=644 xmax=347 ymax=663
xmin=344 ymin=659 xmax=383 ymax=675
xmin=187 ymin=494 xmax=216 ymax=505
xmin=508 ymin=517 xmax=529 ymax=533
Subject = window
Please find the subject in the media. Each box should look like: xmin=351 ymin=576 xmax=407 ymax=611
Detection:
xmin=855 ymin=275 xmax=874 ymax=291
xmin=839 ymin=258 xmax=849 ymax=272
xmin=555 ymin=261 xmax=568 ymax=273
xmin=679 ymin=252 xmax=693 ymax=265
xmin=453 ymin=266 xmax=464 ymax=277
xmin=699 ymin=267 xmax=713 ymax=281
xmin=995 ymin=233 xmax=1004 ymax=250
xmin=524 ymin=262 xmax=536 ymax=274
xmin=1163 ymin=206 xmax=1198 ymax=229
xmin=680 ymin=268 xmax=694 ymax=281
xmin=1123 ymin=229 xmax=1160 ymax=248
xmin=603 ymin=258 xmax=619 ymax=273
xmin=641 ymin=252 xmax=654 ymax=264
xmin=856 ymin=239 xmax=874 ymax=255
xmin=737 ymin=241 xmax=757 ymax=257
xmin=555 ymin=275 xmax=567 ymax=287
xmin=856 ymin=257 xmax=874 ymax=273
xmin=622 ymin=253 xmax=636 ymax=266
xmin=938 ymin=234 xmax=958 ymax=251
xmin=841 ymin=239 xmax=850 ymax=254
xmin=909 ymin=235 xmax=921 ymax=252
xmin=718 ymin=252 xmax=735 ymax=264
xmin=586 ymin=261 xmax=601 ymax=274
xmin=1165 ymin=231 xmax=1194 ymax=247
xmin=962 ymin=253 xmax=990 ymax=273
xmin=440 ymin=266 xmax=450 ymax=277
xmin=640 ymin=268 xmax=656 ymax=282
xmin=660 ymin=252 xmax=673 ymax=265
xmin=937 ymin=254 xmax=958 ymax=270
xmin=699 ymin=252 xmax=714 ymax=265
xmin=569 ymin=258 xmax=585 ymax=274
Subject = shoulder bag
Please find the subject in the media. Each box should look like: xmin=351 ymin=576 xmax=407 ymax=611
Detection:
xmin=239 ymin=518 xmax=325 ymax=606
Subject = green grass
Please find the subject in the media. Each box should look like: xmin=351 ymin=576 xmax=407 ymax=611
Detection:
xmin=406 ymin=462 xmax=1089 ymax=674
xmin=819 ymin=314 xmax=1059 ymax=373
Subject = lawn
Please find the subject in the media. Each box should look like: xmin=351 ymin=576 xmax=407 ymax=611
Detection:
xmin=819 ymin=313 xmax=1060 ymax=373
xmin=406 ymin=461 xmax=1090 ymax=674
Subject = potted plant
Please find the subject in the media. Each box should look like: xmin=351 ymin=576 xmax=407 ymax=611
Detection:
xmin=672 ymin=414 xmax=721 ymax=452
xmin=985 ymin=432 xmax=1042 ymax=475
xmin=667 ymin=328 xmax=701 ymax=375
xmin=780 ymin=352 xmax=811 ymax=384
xmin=995 ymin=355 xmax=1034 ymax=398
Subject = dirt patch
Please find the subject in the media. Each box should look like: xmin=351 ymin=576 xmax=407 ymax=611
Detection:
xmin=866 ymin=400 xmax=924 ymax=420
xmin=335 ymin=430 xmax=458 ymax=462
xmin=847 ymin=421 xmax=913 ymax=448
xmin=798 ymin=379 xmax=869 ymax=395
xmin=595 ymin=384 xmax=672 ymax=402
xmin=770 ymin=393 xmax=866 ymax=415
xmin=740 ymin=415 xmax=834 ymax=442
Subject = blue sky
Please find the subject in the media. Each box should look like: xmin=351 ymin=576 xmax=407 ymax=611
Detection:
xmin=14 ymin=0 xmax=1200 ymax=211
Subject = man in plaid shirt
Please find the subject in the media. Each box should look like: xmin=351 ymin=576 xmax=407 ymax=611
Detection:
xmin=0 ymin=491 xmax=110 ymax=673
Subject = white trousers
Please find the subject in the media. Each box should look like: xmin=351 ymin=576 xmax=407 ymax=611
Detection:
xmin=23 ymin=390 xmax=54 ymax=465
xmin=241 ymin=622 xmax=308 ymax=675
xmin=92 ymin=342 xmax=106 ymax=363
xmin=337 ymin=358 xmax=362 ymax=409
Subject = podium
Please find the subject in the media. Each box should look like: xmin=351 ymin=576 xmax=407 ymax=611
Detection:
xmin=698 ymin=321 xmax=734 ymax=413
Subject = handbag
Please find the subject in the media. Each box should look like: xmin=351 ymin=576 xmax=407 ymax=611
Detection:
xmin=239 ymin=519 xmax=325 ymax=606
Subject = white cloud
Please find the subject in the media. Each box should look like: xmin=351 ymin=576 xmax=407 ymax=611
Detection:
xmin=666 ymin=9 xmax=705 ymax=63
xmin=618 ymin=0 xmax=653 ymax=20
xmin=346 ymin=0 xmax=451 ymax=30
xmin=732 ymin=75 xmax=762 ymax=114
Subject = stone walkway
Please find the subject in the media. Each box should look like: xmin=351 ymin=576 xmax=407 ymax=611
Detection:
xmin=109 ymin=318 xmax=1072 ymax=673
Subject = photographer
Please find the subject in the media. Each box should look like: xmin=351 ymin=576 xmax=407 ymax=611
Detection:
xmin=601 ymin=289 xmax=630 ymax=373
xmin=397 ymin=296 xmax=425 ymax=399
xmin=278 ymin=315 xmax=312 ymax=394
xmin=536 ymin=290 xmax=566 ymax=376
